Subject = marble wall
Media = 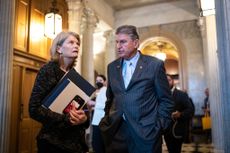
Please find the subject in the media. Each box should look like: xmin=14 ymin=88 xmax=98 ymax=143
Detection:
xmin=137 ymin=20 xmax=206 ymax=115
xmin=115 ymin=0 xmax=198 ymax=28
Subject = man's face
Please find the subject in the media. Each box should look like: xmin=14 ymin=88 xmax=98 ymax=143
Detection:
xmin=167 ymin=75 xmax=174 ymax=89
xmin=116 ymin=33 xmax=139 ymax=60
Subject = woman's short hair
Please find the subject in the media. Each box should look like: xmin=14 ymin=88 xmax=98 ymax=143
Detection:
xmin=50 ymin=31 xmax=80 ymax=62
xmin=115 ymin=25 xmax=139 ymax=40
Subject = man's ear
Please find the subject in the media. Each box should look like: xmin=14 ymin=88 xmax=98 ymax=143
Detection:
xmin=134 ymin=39 xmax=140 ymax=49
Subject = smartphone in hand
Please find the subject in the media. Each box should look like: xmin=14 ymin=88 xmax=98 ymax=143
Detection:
xmin=63 ymin=95 xmax=86 ymax=114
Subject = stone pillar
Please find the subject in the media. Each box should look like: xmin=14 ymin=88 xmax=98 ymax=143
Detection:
xmin=201 ymin=15 xmax=224 ymax=152
xmin=0 ymin=0 xmax=15 ymax=152
xmin=66 ymin=0 xmax=83 ymax=34
xmin=215 ymin=1 xmax=230 ymax=152
xmin=81 ymin=7 xmax=98 ymax=84
xmin=65 ymin=0 xmax=83 ymax=73
xmin=104 ymin=30 xmax=116 ymax=76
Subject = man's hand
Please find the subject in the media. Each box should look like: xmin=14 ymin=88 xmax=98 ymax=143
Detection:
xmin=171 ymin=110 xmax=181 ymax=120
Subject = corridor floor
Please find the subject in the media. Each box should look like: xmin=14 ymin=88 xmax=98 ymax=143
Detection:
xmin=162 ymin=143 xmax=214 ymax=153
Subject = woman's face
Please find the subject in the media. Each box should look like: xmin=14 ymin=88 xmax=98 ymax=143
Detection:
xmin=57 ymin=35 xmax=80 ymax=59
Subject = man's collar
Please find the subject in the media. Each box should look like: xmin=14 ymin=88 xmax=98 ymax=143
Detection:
xmin=171 ymin=86 xmax=176 ymax=93
xmin=123 ymin=51 xmax=140 ymax=65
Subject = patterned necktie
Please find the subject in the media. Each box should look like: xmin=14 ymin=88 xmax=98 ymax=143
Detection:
xmin=123 ymin=61 xmax=133 ymax=88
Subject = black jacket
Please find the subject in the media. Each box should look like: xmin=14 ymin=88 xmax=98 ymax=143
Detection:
xmin=171 ymin=88 xmax=194 ymax=139
xmin=29 ymin=61 xmax=89 ymax=153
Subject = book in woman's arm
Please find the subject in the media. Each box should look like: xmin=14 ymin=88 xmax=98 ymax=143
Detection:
xmin=42 ymin=68 xmax=96 ymax=114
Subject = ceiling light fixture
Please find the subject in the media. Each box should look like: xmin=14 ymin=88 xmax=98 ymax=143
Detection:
xmin=44 ymin=0 xmax=62 ymax=39
xmin=155 ymin=41 xmax=166 ymax=61
xmin=156 ymin=52 xmax=166 ymax=61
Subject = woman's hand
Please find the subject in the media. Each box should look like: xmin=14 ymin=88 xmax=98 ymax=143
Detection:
xmin=87 ymin=99 xmax=95 ymax=111
xmin=69 ymin=107 xmax=87 ymax=125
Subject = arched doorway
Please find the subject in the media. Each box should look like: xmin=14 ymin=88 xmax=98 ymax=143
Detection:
xmin=139 ymin=37 xmax=182 ymax=89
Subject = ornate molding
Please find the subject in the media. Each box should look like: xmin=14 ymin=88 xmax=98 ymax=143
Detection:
xmin=66 ymin=0 xmax=84 ymax=33
xmin=65 ymin=0 xmax=82 ymax=10
xmin=81 ymin=7 xmax=99 ymax=33
xmin=103 ymin=30 xmax=115 ymax=44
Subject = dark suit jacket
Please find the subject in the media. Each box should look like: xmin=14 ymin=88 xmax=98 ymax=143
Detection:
xmin=100 ymin=53 xmax=174 ymax=153
xmin=170 ymin=88 xmax=194 ymax=139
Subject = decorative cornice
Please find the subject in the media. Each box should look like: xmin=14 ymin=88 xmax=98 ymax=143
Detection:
xmin=81 ymin=7 xmax=99 ymax=33
xmin=65 ymin=0 xmax=82 ymax=10
xmin=103 ymin=30 xmax=115 ymax=44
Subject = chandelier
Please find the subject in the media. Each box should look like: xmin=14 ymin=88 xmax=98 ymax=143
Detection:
xmin=155 ymin=41 xmax=166 ymax=61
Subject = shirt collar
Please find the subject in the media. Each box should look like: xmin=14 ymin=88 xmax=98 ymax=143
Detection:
xmin=123 ymin=51 xmax=140 ymax=67
xmin=171 ymin=86 xmax=176 ymax=93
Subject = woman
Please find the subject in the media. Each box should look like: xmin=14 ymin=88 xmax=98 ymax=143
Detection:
xmin=29 ymin=31 xmax=89 ymax=153
xmin=87 ymin=74 xmax=107 ymax=153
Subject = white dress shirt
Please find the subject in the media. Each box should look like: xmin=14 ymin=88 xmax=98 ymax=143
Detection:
xmin=91 ymin=86 xmax=107 ymax=126
xmin=122 ymin=51 xmax=140 ymax=88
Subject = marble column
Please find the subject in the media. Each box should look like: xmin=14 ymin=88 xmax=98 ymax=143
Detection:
xmin=104 ymin=30 xmax=117 ymax=76
xmin=65 ymin=0 xmax=83 ymax=73
xmin=201 ymin=15 xmax=224 ymax=153
xmin=215 ymin=1 xmax=230 ymax=152
xmin=81 ymin=7 xmax=98 ymax=84
xmin=0 ymin=0 xmax=15 ymax=152
xmin=66 ymin=0 xmax=83 ymax=34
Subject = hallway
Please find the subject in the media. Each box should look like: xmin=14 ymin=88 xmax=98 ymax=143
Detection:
xmin=1 ymin=0 xmax=230 ymax=152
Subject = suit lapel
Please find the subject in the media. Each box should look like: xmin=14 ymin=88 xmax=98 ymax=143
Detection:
xmin=114 ymin=58 xmax=126 ymax=89
xmin=127 ymin=54 xmax=147 ymax=89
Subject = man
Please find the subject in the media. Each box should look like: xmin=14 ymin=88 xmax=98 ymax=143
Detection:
xmin=99 ymin=25 xmax=174 ymax=153
xmin=202 ymin=88 xmax=210 ymax=115
xmin=201 ymin=87 xmax=211 ymax=143
xmin=164 ymin=74 xmax=194 ymax=153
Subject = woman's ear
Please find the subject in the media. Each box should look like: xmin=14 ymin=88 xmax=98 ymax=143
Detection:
xmin=56 ymin=46 xmax=62 ymax=54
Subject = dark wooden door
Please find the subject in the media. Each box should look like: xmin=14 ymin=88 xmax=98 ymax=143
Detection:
xmin=19 ymin=67 xmax=41 ymax=153
xmin=11 ymin=65 xmax=41 ymax=153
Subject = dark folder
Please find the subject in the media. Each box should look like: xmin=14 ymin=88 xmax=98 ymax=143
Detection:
xmin=42 ymin=68 xmax=96 ymax=114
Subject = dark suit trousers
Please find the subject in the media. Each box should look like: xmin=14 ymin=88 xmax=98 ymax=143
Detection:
xmin=164 ymin=132 xmax=183 ymax=153
xmin=106 ymin=119 xmax=162 ymax=153
xmin=92 ymin=125 xmax=105 ymax=153
xmin=105 ymin=120 xmax=129 ymax=153
xmin=125 ymin=122 xmax=162 ymax=153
